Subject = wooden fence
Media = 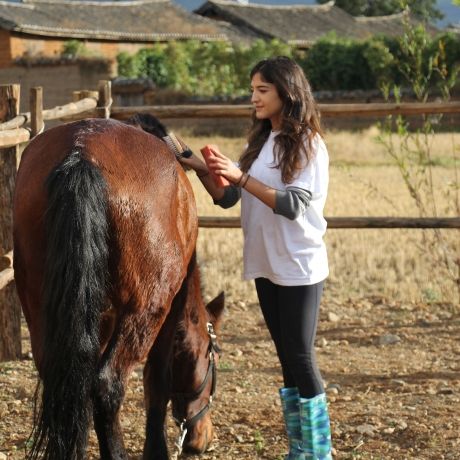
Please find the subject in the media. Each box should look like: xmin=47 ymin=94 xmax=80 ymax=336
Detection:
xmin=1 ymin=81 xmax=459 ymax=361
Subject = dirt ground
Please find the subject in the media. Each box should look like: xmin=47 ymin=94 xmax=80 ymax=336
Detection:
xmin=0 ymin=294 xmax=459 ymax=460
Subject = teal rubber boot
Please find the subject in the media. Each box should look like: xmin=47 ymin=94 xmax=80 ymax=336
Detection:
xmin=299 ymin=393 xmax=332 ymax=459
xmin=279 ymin=387 xmax=303 ymax=460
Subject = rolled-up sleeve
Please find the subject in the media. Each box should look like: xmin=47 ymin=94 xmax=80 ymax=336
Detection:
xmin=213 ymin=185 xmax=241 ymax=209
xmin=274 ymin=186 xmax=312 ymax=220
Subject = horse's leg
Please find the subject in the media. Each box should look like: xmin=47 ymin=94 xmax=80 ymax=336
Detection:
xmin=142 ymin=283 xmax=188 ymax=460
xmin=92 ymin=304 xmax=172 ymax=460
xmin=142 ymin=322 xmax=177 ymax=460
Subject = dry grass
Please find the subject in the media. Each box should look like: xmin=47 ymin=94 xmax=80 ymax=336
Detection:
xmin=176 ymin=127 xmax=459 ymax=305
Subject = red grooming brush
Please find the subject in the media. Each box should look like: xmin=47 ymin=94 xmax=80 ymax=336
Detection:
xmin=200 ymin=145 xmax=230 ymax=188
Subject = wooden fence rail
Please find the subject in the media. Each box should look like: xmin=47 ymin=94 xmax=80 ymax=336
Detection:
xmin=1 ymin=81 xmax=460 ymax=361
xmin=198 ymin=216 xmax=460 ymax=229
xmin=44 ymin=101 xmax=460 ymax=122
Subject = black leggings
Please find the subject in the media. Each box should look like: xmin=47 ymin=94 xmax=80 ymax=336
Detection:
xmin=255 ymin=277 xmax=325 ymax=398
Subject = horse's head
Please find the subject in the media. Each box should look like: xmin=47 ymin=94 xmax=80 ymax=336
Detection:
xmin=171 ymin=291 xmax=225 ymax=455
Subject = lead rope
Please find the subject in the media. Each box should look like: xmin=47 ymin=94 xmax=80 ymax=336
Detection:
xmin=172 ymin=421 xmax=188 ymax=459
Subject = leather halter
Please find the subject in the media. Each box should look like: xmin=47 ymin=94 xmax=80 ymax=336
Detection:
xmin=171 ymin=322 xmax=221 ymax=455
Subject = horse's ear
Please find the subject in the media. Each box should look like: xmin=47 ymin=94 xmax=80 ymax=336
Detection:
xmin=206 ymin=291 xmax=225 ymax=331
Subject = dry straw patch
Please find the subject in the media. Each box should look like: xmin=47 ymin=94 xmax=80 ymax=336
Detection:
xmin=179 ymin=128 xmax=459 ymax=305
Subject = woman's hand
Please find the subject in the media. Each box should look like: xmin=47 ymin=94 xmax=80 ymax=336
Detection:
xmin=177 ymin=152 xmax=208 ymax=175
xmin=207 ymin=148 xmax=243 ymax=184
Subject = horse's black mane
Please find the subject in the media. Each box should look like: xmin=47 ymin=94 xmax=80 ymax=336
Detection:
xmin=125 ymin=113 xmax=168 ymax=139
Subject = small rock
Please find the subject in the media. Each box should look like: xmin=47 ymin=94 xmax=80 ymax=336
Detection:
xmin=383 ymin=427 xmax=395 ymax=434
xmin=235 ymin=435 xmax=244 ymax=443
xmin=237 ymin=300 xmax=246 ymax=308
xmin=326 ymin=383 xmax=341 ymax=394
xmin=15 ymin=386 xmax=29 ymax=400
xmin=397 ymin=420 xmax=408 ymax=430
xmin=131 ymin=371 xmax=142 ymax=380
xmin=391 ymin=379 xmax=406 ymax=386
xmin=327 ymin=312 xmax=340 ymax=323
xmin=378 ymin=334 xmax=401 ymax=345
xmin=438 ymin=387 xmax=454 ymax=395
xmin=0 ymin=401 xmax=8 ymax=418
xmin=0 ymin=453 xmax=7 ymax=460
xmin=356 ymin=424 xmax=376 ymax=436
xmin=317 ymin=337 xmax=328 ymax=347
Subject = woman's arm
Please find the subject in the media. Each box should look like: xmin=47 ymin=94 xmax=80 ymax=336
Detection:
xmin=180 ymin=145 xmax=309 ymax=219
xmin=179 ymin=153 xmax=225 ymax=201
xmin=209 ymin=148 xmax=311 ymax=220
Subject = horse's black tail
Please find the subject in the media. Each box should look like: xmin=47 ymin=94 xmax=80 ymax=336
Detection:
xmin=28 ymin=149 xmax=109 ymax=460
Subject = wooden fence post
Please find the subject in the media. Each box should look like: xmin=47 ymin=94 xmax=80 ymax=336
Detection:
xmin=30 ymin=87 xmax=43 ymax=138
xmin=97 ymin=80 xmax=112 ymax=119
xmin=0 ymin=84 xmax=22 ymax=362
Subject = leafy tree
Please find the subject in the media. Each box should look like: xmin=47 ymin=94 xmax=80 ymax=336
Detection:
xmin=316 ymin=0 xmax=443 ymax=22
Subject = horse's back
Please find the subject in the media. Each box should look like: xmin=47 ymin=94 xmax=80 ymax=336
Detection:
xmin=16 ymin=117 xmax=197 ymax=253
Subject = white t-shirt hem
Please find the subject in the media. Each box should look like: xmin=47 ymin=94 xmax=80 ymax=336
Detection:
xmin=243 ymin=270 xmax=329 ymax=286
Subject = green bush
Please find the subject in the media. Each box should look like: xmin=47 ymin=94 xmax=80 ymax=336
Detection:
xmin=116 ymin=39 xmax=292 ymax=97
xmin=61 ymin=40 xmax=87 ymax=58
xmin=299 ymin=33 xmax=376 ymax=90
xmin=116 ymin=33 xmax=460 ymax=95
xmin=116 ymin=52 xmax=140 ymax=78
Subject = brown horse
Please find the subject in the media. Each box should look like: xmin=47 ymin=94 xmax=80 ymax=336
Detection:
xmin=13 ymin=117 xmax=224 ymax=459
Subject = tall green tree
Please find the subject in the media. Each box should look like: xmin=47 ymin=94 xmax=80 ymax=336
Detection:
xmin=317 ymin=0 xmax=443 ymax=22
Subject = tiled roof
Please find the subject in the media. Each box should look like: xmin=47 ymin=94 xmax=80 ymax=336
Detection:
xmin=355 ymin=10 xmax=438 ymax=36
xmin=195 ymin=0 xmax=438 ymax=46
xmin=194 ymin=0 xmax=367 ymax=46
xmin=0 ymin=0 xmax=247 ymax=42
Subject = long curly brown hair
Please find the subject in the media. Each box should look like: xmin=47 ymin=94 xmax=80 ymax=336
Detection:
xmin=239 ymin=56 xmax=323 ymax=184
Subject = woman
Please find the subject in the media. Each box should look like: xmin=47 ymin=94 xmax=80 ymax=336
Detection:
xmin=180 ymin=56 xmax=332 ymax=460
